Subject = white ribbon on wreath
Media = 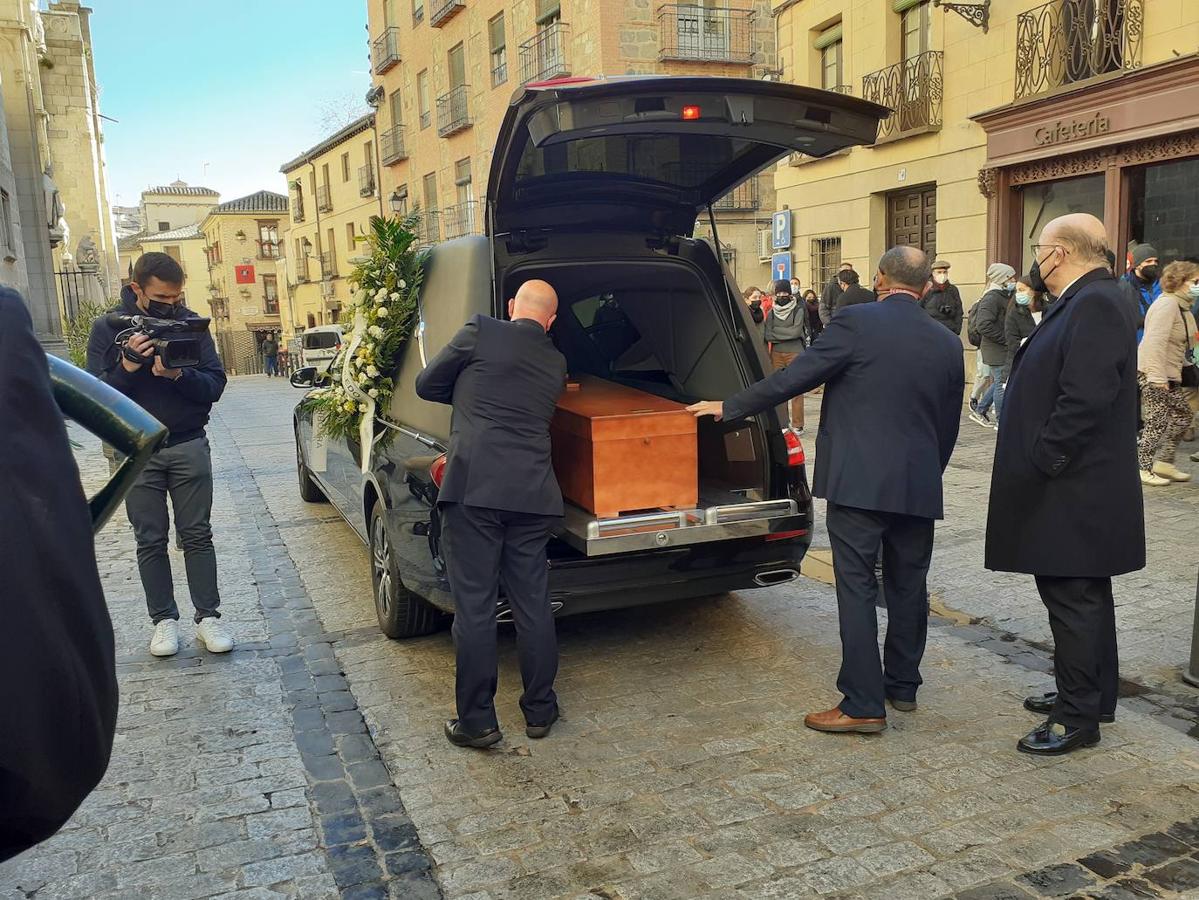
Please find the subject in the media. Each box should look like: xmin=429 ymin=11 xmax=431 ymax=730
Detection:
xmin=340 ymin=305 xmax=376 ymax=474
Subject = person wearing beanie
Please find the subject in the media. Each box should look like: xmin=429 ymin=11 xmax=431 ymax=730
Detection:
xmin=921 ymin=259 xmax=964 ymax=334
xmin=761 ymin=278 xmax=810 ymax=431
xmin=969 ymin=263 xmax=1016 ymax=429
xmin=1119 ymin=242 xmax=1162 ymax=342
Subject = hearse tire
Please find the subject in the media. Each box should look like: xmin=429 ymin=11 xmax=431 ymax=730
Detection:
xmin=296 ymin=432 xmax=326 ymax=503
xmin=369 ymin=500 xmax=442 ymax=638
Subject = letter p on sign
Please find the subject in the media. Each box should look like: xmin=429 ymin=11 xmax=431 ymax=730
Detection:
xmin=771 ymin=210 xmax=791 ymax=250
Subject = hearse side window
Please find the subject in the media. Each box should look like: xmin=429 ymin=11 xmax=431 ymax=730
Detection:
xmin=303 ymin=332 xmax=340 ymax=350
xmin=570 ymin=294 xmax=665 ymax=378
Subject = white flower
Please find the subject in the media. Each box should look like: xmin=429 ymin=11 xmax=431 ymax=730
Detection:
xmin=368 ymin=325 xmax=384 ymax=338
xmin=358 ymin=374 xmax=368 ymax=384
xmin=375 ymin=287 xmax=388 ymax=300
xmin=359 ymin=402 xmax=369 ymax=412
xmin=366 ymin=365 xmax=379 ymax=378
xmin=376 ymin=306 xmax=388 ymax=317
xmin=398 ymin=279 xmax=406 ymax=289
xmin=389 ymin=292 xmax=400 ymax=301
xmin=368 ymin=388 xmax=379 ymax=399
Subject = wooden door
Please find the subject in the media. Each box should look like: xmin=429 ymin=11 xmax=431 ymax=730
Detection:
xmin=887 ymin=186 xmax=937 ymax=259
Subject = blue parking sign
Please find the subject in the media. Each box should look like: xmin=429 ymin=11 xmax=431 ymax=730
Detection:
xmin=771 ymin=253 xmax=792 ymax=282
xmin=771 ymin=210 xmax=791 ymax=250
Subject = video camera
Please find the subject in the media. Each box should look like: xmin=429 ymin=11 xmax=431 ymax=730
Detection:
xmin=106 ymin=312 xmax=212 ymax=370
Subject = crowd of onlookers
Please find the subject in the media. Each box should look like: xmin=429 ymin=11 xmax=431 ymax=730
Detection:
xmin=739 ymin=244 xmax=1199 ymax=485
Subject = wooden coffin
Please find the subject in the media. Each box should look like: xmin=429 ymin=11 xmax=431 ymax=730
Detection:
xmin=551 ymin=375 xmax=698 ymax=518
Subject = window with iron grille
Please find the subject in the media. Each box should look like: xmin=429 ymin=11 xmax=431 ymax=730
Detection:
xmin=490 ymin=13 xmax=508 ymax=86
xmin=810 ymin=237 xmax=842 ymax=293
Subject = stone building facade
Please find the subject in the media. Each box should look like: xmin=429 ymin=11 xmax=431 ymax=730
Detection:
xmin=0 ymin=0 xmax=119 ymax=343
xmin=279 ymin=114 xmax=383 ymax=339
xmin=364 ymin=0 xmax=777 ymax=289
xmin=200 ymin=190 xmax=289 ymax=374
xmin=141 ymin=182 xmax=220 ymax=234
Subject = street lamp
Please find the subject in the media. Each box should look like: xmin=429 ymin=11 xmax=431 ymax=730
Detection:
xmin=389 ymin=190 xmax=404 ymax=215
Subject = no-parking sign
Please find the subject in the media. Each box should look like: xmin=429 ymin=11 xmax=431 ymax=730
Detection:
xmin=771 ymin=253 xmax=792 ymax=282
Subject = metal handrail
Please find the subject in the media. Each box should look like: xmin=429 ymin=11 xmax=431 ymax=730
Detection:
xmin=861 ymin=51 xmax=943 ymax=140
xmin=436 ymin=84 xmax=471 ymax=137
xmin=371 ymin=27 xmax=401 ymax=74
xmin=519 ymin=22 xmax=571 ymax=84
xmin=1014 ymin=0 xmax=1142 ymax=99
xmin=657 ymin=5 xmax=755 ymax=64
xmin=380 ymin=124 xmax=407 ymax=165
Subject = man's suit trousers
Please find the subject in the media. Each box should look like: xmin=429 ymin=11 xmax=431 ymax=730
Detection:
xmin=1034 ymin=576 xmax=1118 ymax=729
xmin=826 ymin=502 xmax=936 ymax=719
xmin=441 ymin=502 xmax=559 ymax=732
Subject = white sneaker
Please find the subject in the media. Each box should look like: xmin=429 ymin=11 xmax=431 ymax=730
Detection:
xmin=196 ymin=617 xmax=234 ymax=653
xmin=150 ymin=619 xmax=180 ymax=657
xmin=1140 ymin=469 xmax=1170 ymax=487
xmin=1152 ymin=461 xmax=1192 ymax=482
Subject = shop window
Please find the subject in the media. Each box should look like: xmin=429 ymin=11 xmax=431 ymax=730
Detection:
xmin=1128 ymin=157 xmax=1199 ymax=264
xmin=1019 ymin=173 xmax=1105 ymax=274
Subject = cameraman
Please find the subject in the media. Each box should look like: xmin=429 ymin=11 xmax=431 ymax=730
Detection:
xmin=86 ymin=252 xmax=232 ymax=658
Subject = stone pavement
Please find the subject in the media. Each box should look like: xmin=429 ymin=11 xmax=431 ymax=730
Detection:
xmin=1 ymin=376 xmax=1197 ymax=900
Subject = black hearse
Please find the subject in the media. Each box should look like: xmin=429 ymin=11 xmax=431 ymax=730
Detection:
xmin=291 ymin=75 xmax=887 ymax=637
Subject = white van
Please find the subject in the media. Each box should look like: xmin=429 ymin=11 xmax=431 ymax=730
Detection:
xmin=300 ymin=325 xmax=343 ymax=370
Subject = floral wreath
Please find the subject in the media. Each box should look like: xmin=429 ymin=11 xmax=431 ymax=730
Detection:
xmin=300 ymin=214 xmax=427 ymax=465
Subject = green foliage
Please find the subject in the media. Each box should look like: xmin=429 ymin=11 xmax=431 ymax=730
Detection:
xmin=63 ymin=298 xmax=112 ymax=369
xmin=299 ymin=213 xmax=428 ymax=446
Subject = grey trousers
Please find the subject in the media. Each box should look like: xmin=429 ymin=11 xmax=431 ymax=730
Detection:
xmin=124 ymin=436 xmax=221 ymax=624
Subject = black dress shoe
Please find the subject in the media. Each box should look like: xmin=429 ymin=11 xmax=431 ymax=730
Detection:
xmin=525 ymin=708 xmax=560 ymax=739
xmin=444 ymin=719 xmax=502 ymax=749
xmin=1017 ymin=721 xmax=1100 ymax=756
xmin=888 ymin=697 xmax=917 ymax=712
xmin=1023 ymin=692 xmax=1115 ymax=723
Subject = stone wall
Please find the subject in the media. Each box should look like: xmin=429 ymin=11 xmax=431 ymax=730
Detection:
xmin=0 ymin=71 xmax=30 ymax=299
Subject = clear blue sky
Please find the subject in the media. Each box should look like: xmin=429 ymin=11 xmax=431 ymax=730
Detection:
xmin=86 ymin=0 xmax=371 ymax=208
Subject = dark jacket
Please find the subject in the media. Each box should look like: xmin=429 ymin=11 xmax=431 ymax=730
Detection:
xmin=724 ymin=293 xmax=963 ymax=520
xmin=1002 ymin=301 xmax=1036 ymax=381
xmin=763 ymin=301 xmax=809 ymax=351
xmin=921 ymin=282 xmax=963 ymax=335
xmin=1117 ymin=271 xmax=1161 ymax=342
xmin=834 ymin=284 xmax=876 ymax=314
xmin=974 ymin=287 xmax=1009 ymax=366
xmin=415 ymin=315 xmax=567 ymax=516
xmin=985 ymin=269 xmax=1144 ymax=577
xmin=818 ymin=276 xmax=842 ymax=325
xmin=85 ymin=286 xmax=226 ymax=444
xmin=262 ymin=338 xmax=279 ymax=357
xmin=0 ymin=288 xmax=117 ymax=862
xmin=805 ymin=297 xmax=824 ymax=342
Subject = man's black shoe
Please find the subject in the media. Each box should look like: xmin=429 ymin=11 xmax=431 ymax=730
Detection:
xmin=444 ymin=720 xmax=502 ymax=749
xmin=1017 ymin=721 xmax=1100 ymax=756
xmin=526 ymin=708 xmax=560 ymax=740
xmin=888 ymin=697 xmax=917 ymax=712
xmin=1023 ymin=691 xmax=1115 ymax=723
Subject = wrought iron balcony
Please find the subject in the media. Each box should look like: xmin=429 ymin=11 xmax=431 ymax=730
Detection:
xmin=1015 ymin=0 xmax=1142 ymax=100
xmin=358 ymin=164 xmax=376 ymax=197
xmin=519 ymin=22 xmax=571 ymax=85
xmin=372 ymin=28 xmax=401 ymax=74
xmin=861 ymin=51 xmax=943 ymax=142
xmin=292 ymin=196 xmax=305 ymax=223
xmin=436 ymin=85 xmax=471 ymax=137
xmin=416 ymin=210 xmax=441 ymax=245
xmin=380 ymin=124 xmax=407 ymax=165
xmin=296 ymin=260 xmax=310 ymax=283
xmin=442 ymin=200 xmax=481 ymax=240
xmin=256 ymin=240 xmax=280 ymax=260
xmin=320 ymin=251 xmax=337 ymax=278
xmin=712 ymin=177 xmax=760 ymax=212
xmin=824 ymin=84 xmax=852 ymax=95
xmin=316 ymin=184 xmax=332 ymax=213
xmin=658 ymin=5 xmax=755 ymax=65
xmin=429 ymin=0 xmax=464 ymax=27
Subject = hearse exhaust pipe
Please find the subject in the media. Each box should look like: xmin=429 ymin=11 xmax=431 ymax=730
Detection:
xmin=754 ymin=568 xmax=800 ymax=587
xmin=496 ymin=600 xmax=564 ymax=623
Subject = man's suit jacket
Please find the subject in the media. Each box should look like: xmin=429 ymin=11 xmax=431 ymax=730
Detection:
xmin=724 ymin=293 xmax=964 ymax=520
xmin=415 ymin=315 xmax=567 ymax=516
xmin=0 ymin=288 xmax=117 ymax=861
xmin=834 ymin=284 xmax=877 ymax=314
xmin=985 ymin=268 xmax=1145 ymax=577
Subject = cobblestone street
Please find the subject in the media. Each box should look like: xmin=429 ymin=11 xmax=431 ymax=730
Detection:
xmin=2 ymin=377 xmax=1197 ymax=900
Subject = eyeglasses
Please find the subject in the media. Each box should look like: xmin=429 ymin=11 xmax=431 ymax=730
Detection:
xmin=1030 ymin=243 xmax=1065 ymax=259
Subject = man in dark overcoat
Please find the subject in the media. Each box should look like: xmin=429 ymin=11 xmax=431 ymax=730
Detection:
xmin=985 ymin=213 xmax=1145 ymax=756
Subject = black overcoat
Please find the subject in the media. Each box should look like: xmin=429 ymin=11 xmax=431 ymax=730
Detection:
xmin=985 ymin=269 xmax=1145 ymax=577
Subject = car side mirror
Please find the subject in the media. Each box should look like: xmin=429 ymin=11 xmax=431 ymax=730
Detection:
xmin=290 ymin=366 xmax=318 ymax=388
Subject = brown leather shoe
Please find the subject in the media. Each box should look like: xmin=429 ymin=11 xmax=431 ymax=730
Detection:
xmin=804 ymin=706 xmax=886 ymax=734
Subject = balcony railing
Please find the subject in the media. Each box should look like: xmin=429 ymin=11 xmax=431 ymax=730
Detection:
xmin=320 ymin=251 xmax=337 ymax=278
xmin=1014 ymin=0 xmax=1142 ymax=100
xmin=492 ymin=58 xmax=508 ymax=87
xmin=358 ymin=164 xmax=376 ymax=197
xmin=658 ymin=5 xmax=754 ymax=65
xmin=824 ymin=83 xmax=853 ymax=95
xmin=712 ymin=177 xmax=760 ymax=212
xmin=372 ymin=28 xmax=401 ymax=74
xmin=862 ymin=51 xmax=943 ymax=142
xmin=436 ymin=85 xmax=471 ymax=137
xmin=519 ymin=22 xmax=571 ymax=85
xmin=292 ymin=196 xmax=305 ymax=223
xmin=442 ymin=200 xmax=481 ymax=240
xmin=316 ymin=184 xmax=332 ymax=212
xmin=296 ymin=260 xmax=310 ymax=283
xmin=415 ymin=210 xmax=441 ymax=245
xmin=380 ymin=124 xmax=407 ymax=165
xmin=429 ymin=0 xmax=464 ymax=27
xmin=256 ymin=240 xmax=280 ymax=260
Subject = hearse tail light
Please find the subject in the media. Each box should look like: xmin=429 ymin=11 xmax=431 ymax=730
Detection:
xmin=681 ymin=105 xmax=701 ymax=120
xmin=784 ymin=429 xmax=805 ymax=467
xmin=430 ymin=454 xmax=447 ymax=488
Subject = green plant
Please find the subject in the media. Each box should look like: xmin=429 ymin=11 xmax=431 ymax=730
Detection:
xmin=63 ymin=297 xmax=113 ymax=369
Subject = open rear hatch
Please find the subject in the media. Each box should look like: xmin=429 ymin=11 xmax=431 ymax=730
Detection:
xmin=488 ymin=75 xmax=889 ymax=237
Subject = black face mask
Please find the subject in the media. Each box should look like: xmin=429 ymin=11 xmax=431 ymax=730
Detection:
xmin=1028 ymin=250 xmax=1060 ymax=295
xmin=145 ymin=299 xmax=180 ymax=319
xmin=1138 ymin=265 xmax=1160 ymax=283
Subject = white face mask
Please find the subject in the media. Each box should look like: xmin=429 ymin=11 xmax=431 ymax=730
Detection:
xmin=933 ymin=272 xmax=949 ymax=285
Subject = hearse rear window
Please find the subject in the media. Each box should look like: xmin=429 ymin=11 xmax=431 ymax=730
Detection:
xmin=303 ymin=332 xmax=339 ymax=350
